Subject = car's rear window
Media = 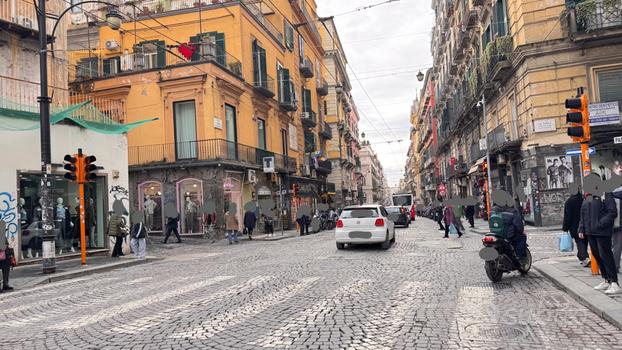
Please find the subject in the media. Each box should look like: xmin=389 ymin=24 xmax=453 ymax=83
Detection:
xmin=392 ymin=195 xmax=412 ymax=206
xmin=340 ymin=208 xmax=379 ymax=218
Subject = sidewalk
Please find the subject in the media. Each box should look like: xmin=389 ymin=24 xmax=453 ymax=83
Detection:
xmin=534 ymin=256 xmax=622 ymax=330
xmin=239 ymin=229 xmax=313 ymax=242
xmin=8 ymin=255 xmax=159 ymax=290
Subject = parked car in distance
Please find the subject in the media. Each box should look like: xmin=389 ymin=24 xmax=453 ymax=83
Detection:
xmin=335 ymin=205 xmax=396 ymax=250
xmin=386 ymin=206 xmax=409 ymax=228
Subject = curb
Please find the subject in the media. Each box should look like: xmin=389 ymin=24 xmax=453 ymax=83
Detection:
xmin=20 ymin=256 xmax=162 ymax=289
xmin=534 ymin=261 xmax=622 ymax=330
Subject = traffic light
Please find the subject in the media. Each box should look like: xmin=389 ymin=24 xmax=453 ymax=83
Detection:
xmin=83 ymin=155 xmax=97 ymax=182
xmin=63 ymin=154 xmax=79 ymax=182
xmin=565 ymin=93 xmax=590 ymax=142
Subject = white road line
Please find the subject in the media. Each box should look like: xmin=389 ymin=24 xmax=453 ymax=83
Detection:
xmin=171 ymin=277 xmax=321 ymax=340
xmin=250 ymin=279 xmax=374 ymax=348
xmin=108 ymin=276 xmax=274 ymax=335
xmin=48 ymin=275 xmax=235 ymax=330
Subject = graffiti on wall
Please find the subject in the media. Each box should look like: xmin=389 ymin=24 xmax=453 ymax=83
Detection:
xmin=0 ymin=192 xmax=18 ymax=247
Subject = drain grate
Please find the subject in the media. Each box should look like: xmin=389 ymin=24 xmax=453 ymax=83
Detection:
xmin=467 ymin=282 xmax=513 ymax=290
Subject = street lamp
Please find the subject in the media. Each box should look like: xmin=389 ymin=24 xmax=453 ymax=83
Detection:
xmin=416 ymin=71 xmax=424 ymax=82
xmin=37 ymin=1 xmax=121 ymax=273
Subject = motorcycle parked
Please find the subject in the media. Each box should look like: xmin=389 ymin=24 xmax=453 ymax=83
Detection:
xmin=479 ymin=234 xmax=532 ymax=282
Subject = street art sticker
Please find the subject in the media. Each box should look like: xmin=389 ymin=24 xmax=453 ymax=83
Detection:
xmin=0 ymin=192 xmax=18 ymax=247
xmin=545 ymin=156 xmax=574 ymax=189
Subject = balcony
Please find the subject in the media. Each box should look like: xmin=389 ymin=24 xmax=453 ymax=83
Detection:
xmin=481 ymin=35 xmax=512 ymax=83
xmin=70 ymin=46 xmax=243 ymax=83
xmin=316 ymin=78 xmax=329 ymax=96
xmin=289 ymin=0 xmax=322 ymax=43
xmin=316 ymin=160 xmax=332 ymax=176
xmin=301 ymin=111 xmax=317 ymax=128
xmin=128 ymin=138 xmax=297 ymax=173
xmin=567 ymin=0 xmax=622 ymax=40
xmin=0 ymin=0 xmax=58 ymax=38
xmin=279 ymin=78 xmax=298 ymax=111
xmin=320 ymin=122 xmax=332 ymax=139
xmin=299 ymin=58 xmax=314 ymax=78
xmin=253 ymin=74 xmax=276 ymax=98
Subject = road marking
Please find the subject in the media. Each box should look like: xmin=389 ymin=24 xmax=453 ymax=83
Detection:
xmin=108 ymin=276 xmax=275 ymax=335
xmin=171 ymin=277 xmax=320 ymax=340
xmin=48 ymin=276 xmax=235 ymax=330
xmin=251 ymin=279 xmax=374 ymax=348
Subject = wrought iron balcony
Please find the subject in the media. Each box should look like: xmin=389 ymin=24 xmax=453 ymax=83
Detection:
xmin=299 ymin=57 xmax=314 ymax=78
xmin=316 ymin=78 xmax=329 ymax=96
xmin=480 ymin=35 xmax=512 ymax=82
xmin=302 ymin=111 xmax=317 ymax=128
xmin=316 ymin=159 xmax=332 ymax=175
xmin=128 ymin=138 xmax=297 ymax=173
xmin=253 ymin=74 xmax=276 ymax=98
xmin=279 ymin=78 xmax=298 ymax=111
xmin=573 ymin=0 xmax=622 ymax=32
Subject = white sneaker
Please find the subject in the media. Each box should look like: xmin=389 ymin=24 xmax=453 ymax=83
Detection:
xmin=594 ymin=281 xmax=611 ymax=290
xmin=581 ymin=259 xmax=591 ymax=267
xmin=605 ymin=283 xmax=622 ymax=295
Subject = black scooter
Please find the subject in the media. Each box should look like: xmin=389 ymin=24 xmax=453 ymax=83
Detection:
xmin=479 ymin=234 xmax=532 ymax=282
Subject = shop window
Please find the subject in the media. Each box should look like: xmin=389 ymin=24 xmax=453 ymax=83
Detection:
xmin=138 ymin=181 xmax=163 ymax=232
xmin=18 ymin=173 xmax=106 ymax=260
xmin=177 ymin=178 xmax=203 ymax=234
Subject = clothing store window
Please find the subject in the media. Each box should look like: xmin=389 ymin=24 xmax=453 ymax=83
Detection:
xmin=138 ymin=181 xmax=163 ymax=232
xmin=177 ymin=178 xmax=203 ymax=234
xmin=18 ymin=173 xmax=105 ymax=261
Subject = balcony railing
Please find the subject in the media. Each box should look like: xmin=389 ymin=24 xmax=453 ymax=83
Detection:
xmin=320 ymin=122 xmax=332 ymax=139
xmin=290 ymin=0 xmax=322 ymax=43
xmin=0 ymin=0 xmax=58 ymax=35
xmin=253 ymin=74 xmax=276 ymax=98
xmin=70 ymin=47 xmax=243 ymax=83
xmin=301 ymin=111 xmax=317 ymax=127
xmin=299 ymin=58 xmax=314 ymax=78
xmin=129 ymin=138 xmax=297 ymax=172
xmin=316 ymin=78 xmax=328 ymax=96
xmin=574 ymin=0 xmax=622 ymax=32
xmin=316 ymin=159 xmax=332 ymax=175
xmin=240 ymin=1 xmax=285 ymax=45
xmin=279 ymin=79 xmax=298 ymax=111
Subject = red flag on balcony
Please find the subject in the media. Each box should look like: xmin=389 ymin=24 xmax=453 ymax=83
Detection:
xmin=178 ymin=43 xmax=196 ymax=60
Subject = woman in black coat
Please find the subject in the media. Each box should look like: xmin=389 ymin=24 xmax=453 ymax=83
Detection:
xmin=0 ymin=242 xmax=13 ymax=292
xmin=563 ymin=191 xmax=588 ymax=265
xmin=243 ymin=210 xmax=257 ymax=240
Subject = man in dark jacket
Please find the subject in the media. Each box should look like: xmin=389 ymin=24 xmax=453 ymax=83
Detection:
xmin=579 ymin=193 xmax=620 ymax=294
xmin=563 ymin=188 xmax=588 ymax=266
xmin=464 ymin=205 xmax=475 ymax=228
xmin=243 ymin=208 xmax=257 ymax=240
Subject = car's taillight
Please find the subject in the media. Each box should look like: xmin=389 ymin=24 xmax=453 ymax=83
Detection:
xmin=375 ymin=218 xmax=384 ymax=227
xmin=482 ymin=236 xmax=496 ymax=244
xmin=336 ymin=219 xmax=344 ymax=228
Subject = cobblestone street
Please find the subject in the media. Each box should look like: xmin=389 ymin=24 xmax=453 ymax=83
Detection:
xmin=1 ymin=219 xmax=621 ymax=350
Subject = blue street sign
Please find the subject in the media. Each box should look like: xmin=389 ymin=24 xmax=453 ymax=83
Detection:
xmin=565 ymin=147 xmax=596 ymax=156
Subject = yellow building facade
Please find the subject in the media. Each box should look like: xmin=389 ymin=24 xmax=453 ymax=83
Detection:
xmin=69 ymin=0 xmax=333 ymax=232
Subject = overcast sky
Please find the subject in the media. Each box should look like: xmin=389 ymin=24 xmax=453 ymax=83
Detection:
xmin=315 ymin=0 xmax=435 ymax=187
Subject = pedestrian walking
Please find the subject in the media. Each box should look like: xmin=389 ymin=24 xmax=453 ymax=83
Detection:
xmin=108 ymin=212 xmax=126 ymax=258
xmin=612 ymin=186 xmax=622 ymax=272
xmin=563 ymin=187 xmax=589 ymax=266
xmin=435 ymin=205 xmax=445 ymax=231
xmin=163 ymin=215 xmax=182 ymax=244
xmin=225 ymin=210 xmax=239 ymax=244
xmin=0 ymin=241 xmax=15 ymax=292
xmin=244 ymin=208 xmax=257 ymax=240
xmin=297 ymin=214 xmax=310 ymax=236
xmin=130 ymin=217 xmax=148 ymax=259
xmin=443 ymin=205 xmax=463 ymax=238
xmin=579 ymin=192 xmax=621 ymax=294
xmin=262 ymin=214 xmax=274 ymax=236
xmin=465 ymin=205 xmax=475 ymax=228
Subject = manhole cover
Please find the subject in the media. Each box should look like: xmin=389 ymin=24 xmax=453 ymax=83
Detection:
xmin=460 ymin=323 xmax=536 ymax=342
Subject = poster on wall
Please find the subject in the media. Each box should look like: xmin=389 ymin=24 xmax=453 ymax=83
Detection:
xmin=545 ymin=156 xmax=574 ymax=189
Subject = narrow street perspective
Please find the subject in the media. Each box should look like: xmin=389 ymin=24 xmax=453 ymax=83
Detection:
xmin=1 ymin=0 xmax=622 ymax=349
xmin=2 ymin=220 xmax=621 ymax=350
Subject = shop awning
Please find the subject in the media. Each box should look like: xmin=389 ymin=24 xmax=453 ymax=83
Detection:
xmin=468 ymin=157 xmax=486 ymax=175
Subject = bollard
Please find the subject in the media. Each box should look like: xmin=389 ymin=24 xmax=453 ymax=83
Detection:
xmin=590 ymin=250 xmax=600 ymax=275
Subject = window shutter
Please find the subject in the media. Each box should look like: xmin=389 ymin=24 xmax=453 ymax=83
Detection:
xmin=189 ymin=35 xmax=201 ymax=61
xmin=252 ymin=40 xmax=260 ymax=83
xmin=282 ymin=68 xmax=291 ymax=102
xmin=103 ymin=58 xmax=111 ymax=76
xmin=304 ymin=89 xmax=312 ymax=112
xmin=285 ymin=21 xmax=294 ymax=51
xmin=215 ymin=32 xmax=226 ymax=66
xmin=156 ymin=40 xmax=166 ymax=68
xmin=598 ymin=69 xmax=622 ymax=110
xmin=259 ymin=47 xmax=267 ymax=83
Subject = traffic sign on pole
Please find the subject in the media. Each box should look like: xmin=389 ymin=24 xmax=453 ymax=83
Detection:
xmin=565 ymin=147 xmax=595 ymax=156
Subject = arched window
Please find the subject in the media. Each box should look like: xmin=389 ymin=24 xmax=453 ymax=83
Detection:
xmin=138 ymin=181 xmax=163 ymax=232
xmin=177 ymin=178 xmax=203 ymax=234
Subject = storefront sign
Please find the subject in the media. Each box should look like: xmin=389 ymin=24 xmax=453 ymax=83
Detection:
xmin=614 ymin=136 xmax=622 ymax=144
xmin=258 ymin=186 xmax=272 ymax=196
xmin=263 ymin=157 xmax=275 ymax=173
xmin=533 ymin=118 xmax=556 ymax=133
xmin=223 ymin=180 xmax=235 ymax=190
xmin=589 ymin=102 xmax=620 ymax=126
xmin=247 ymin=170 xmax=256 ymax=183
xmin=214 ymin=117 xmax=223 ymax=129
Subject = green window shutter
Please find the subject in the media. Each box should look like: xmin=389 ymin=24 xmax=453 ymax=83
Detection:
xmin=189 ymin=35 xmax=201 ymax=61
xmin=259 ymin=47 xmax=267 ymax=83
xmin=252 ymin=40 xmax=260 ymax=84
xmin=304 ymin=89 xmax=312 ymax=112
xmin=156 ymin=40 xmax=166 ymax=68
xmin=215 ymin=32 xmax=226 ymax=66
xmin=284 ymin=21 xmax=294 ymax=51
xmin=281 ymin=68 xmax=291 ymax=103
xmin=103 ymin=58 xmax=111 ymax=76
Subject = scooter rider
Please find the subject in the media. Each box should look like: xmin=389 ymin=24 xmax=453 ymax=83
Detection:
xmin=491 ymin=204 xmax=527 ymax=265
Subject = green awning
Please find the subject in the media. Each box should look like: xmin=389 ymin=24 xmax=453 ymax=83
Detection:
xmin=0 ymin=99 xmax=156 ymax=134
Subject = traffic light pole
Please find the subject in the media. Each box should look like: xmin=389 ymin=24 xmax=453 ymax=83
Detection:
xmin=77 ymin=149 xmax=88 ymax=265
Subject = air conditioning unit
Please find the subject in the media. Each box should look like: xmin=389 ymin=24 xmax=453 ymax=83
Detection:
xmin=71 ymin=13 xmax=87 ymax=25
xmin=105 ymin=40 xmax=120 ymax=51
xmin=302 ymin=112 xmax=310 ymax=119
xmin=18 ymin=16 xmax=34 ymax=29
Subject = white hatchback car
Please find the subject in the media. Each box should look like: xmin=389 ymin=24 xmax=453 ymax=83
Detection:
xmin=335 ymin=205 xmax=396 ymax=250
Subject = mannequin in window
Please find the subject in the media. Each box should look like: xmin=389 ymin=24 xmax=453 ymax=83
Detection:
xmin=33 ymin=198 xmax=42 ymax=222
xmin=54 ymin=198 xmax=73 ymax=253
xmin=185 ymin=197 xmax=198 ymax=233
xmin=143 ymin=195 xmax=157 ymax=231
xmin=19 ymin=198 xmax=28 ymax=228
